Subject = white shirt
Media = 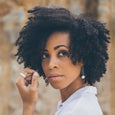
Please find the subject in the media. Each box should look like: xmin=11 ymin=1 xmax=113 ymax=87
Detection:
xmin=55 ymin=86 xmax=103 ymax=115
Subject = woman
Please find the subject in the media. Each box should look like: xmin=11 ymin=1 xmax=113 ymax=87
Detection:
xmin=15 ymin=6 xmax=110 ymax=115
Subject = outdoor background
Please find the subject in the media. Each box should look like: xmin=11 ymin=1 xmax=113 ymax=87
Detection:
xmin=0 ymin=0 xmax=115 ymax=115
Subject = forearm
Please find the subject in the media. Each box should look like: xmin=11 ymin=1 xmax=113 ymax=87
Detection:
xmin=23 ymin=104 xmax=36 ymax=115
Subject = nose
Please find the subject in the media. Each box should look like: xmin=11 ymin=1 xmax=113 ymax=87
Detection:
xmin=48 ymin=56 xmax=58 ymax=70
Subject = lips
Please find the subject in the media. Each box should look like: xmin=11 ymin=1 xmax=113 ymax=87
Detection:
xmin=48 ymin=74 xmax=63 ymax=80
xmin=48 ymin=74 xmax=63 ymax=78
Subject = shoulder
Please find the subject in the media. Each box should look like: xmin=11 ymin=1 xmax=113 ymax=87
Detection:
xmin=55 ymin=86 xmax=103 ymax=115
xmin=70 ymin=93 xmax=103 ymax=115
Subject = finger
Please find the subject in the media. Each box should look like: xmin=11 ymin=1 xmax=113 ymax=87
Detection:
xmin=25 ymin=74 xmax=33 ymax=81
xmin=16 ymin=77 xmax=27 ymax=91
xmin=31 ymin=72 xmax=40 ymax=89
xmin=23 ymin=68 xmax=36 ymax=75
xmin=23 ymin=68 xmax=36 ymax=81
xmin=19 ymin=72 xmax=30 ymax=86
xmin=22 ymin=68 xmax=36 ymax=84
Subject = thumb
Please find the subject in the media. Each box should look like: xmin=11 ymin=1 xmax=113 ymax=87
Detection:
xmin=31 ymin=72 xmax=39 ymax=89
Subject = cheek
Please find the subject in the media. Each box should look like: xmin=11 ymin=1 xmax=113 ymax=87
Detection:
xmin=41 ymin=62 xmax=46 ymax=72
xmin=70 ymin=67 xmax=81 ymax=77
xmin=61 ymin=57 xmax=72 ymax=65
xmin=64 ymin=63 xmax=81 ymax=77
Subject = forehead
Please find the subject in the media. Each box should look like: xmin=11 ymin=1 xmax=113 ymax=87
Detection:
xmin=45 ymin=32 xmax=70 ymax=49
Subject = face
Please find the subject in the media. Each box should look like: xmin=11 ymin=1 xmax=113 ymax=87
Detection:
xmin=41 ymin=32 xmax=83 ymax=89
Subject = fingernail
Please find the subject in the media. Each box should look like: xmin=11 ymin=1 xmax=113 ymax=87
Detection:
xmin=33 ymin=72 xmax=38 ymax=77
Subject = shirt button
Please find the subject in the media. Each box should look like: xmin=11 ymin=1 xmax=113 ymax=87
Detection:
xmin=60 ymin=104 xmax=63 ymax=107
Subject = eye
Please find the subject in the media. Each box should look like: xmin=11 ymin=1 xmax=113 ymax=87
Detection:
xmin=41 ymin=53 xmax=49 ymax=59
xmin=58 ymin=50 xmax=70 ymax=57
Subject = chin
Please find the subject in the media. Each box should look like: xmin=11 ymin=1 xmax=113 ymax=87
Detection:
xmin=50 ymin=84 xmax=62 ymax=89
xmin=49 ymin=82 xmax=66 ymax=90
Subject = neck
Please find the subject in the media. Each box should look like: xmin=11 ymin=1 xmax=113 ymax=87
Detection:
xmin=60 ymin=77 xmax=88 ymax=102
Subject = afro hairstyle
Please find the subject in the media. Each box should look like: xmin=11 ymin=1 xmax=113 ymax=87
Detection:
xmin=15 ymin=6 xmax=110 ymax=85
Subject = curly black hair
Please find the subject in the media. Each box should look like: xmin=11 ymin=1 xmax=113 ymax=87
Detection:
xmin=15 ymin=6 xmax=110 ymax=85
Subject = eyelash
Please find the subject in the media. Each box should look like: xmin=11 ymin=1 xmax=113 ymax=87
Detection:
xmin=41 ymin=50 xmax=70 ymax=60
xmin=58 ymin=50 xmax=69 ymax=57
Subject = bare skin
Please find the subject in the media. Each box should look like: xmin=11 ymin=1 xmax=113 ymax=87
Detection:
xmin=16 ymin=68 xmax=40 ymax=115
xmin=41 ymin=32 xmax=88 ymax=102
xmin=16 ymin=32 xmax=88 ymax=115
xmin=60 ymin=77 xmax=88 ymax=102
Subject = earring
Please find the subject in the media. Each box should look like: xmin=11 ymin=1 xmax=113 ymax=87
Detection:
xmin=81 ymin=66 xmax=86 ymax=79
xmin=43 ymin=73 xmax=49 ymax=86
xmin=81 ymin=75 xmax=85 ymax=79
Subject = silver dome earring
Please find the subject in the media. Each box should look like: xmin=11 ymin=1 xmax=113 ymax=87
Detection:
xmin=81 ymin=66 xmax=86 ymax=79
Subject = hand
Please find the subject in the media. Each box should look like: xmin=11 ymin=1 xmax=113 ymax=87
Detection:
xmin=16 ymin=68 xmax=40 ymax=106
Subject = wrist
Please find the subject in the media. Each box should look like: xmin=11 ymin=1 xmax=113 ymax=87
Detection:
xmin=23 ymin=102 xmax=36 ymax=107
xmin=23 ymin=103 xmax=36 ymax=115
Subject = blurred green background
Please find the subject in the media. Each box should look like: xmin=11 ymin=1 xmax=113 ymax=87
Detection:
xmin=0 ymin=0 xmax=115 ymax=115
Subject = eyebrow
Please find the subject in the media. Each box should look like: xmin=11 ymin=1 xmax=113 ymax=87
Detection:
xmin=42 ymin=45 xmax=69 ymax=52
